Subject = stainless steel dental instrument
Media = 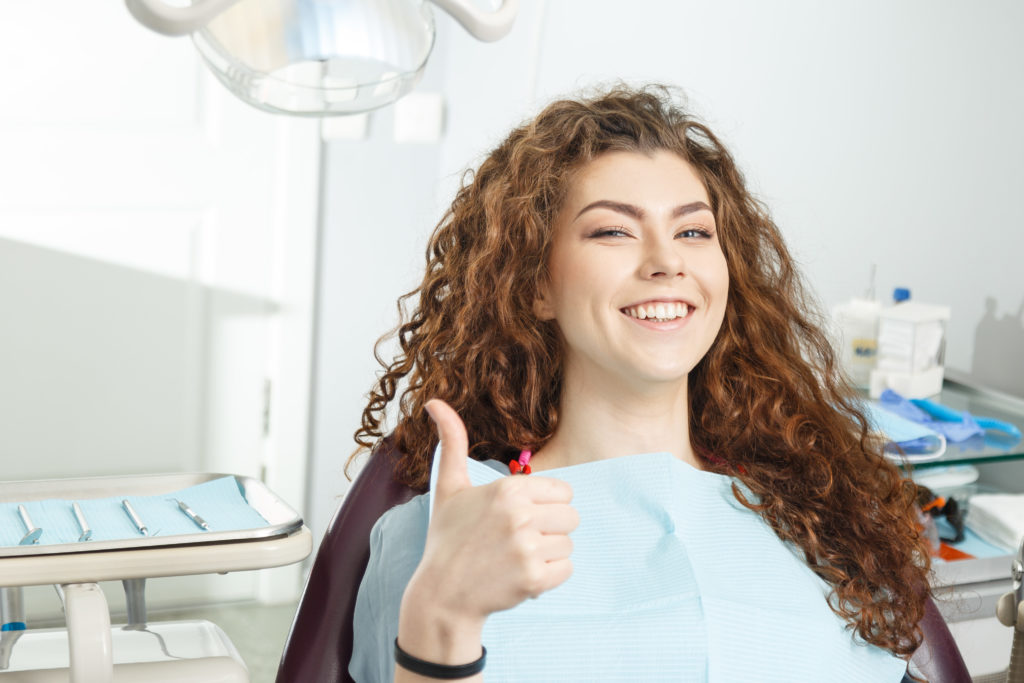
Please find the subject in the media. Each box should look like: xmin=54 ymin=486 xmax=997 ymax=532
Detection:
xmin=176 ymin=499 xmax=209 ymax=530
xmin=122 ymin=499 xmax=148 ymax=536
xmin=16 ymin=505 xmax=41 ymax=545
xmin=72 ymin=502 xmax=92 ymax=542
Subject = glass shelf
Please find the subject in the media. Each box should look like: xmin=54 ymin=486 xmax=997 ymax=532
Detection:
xmin=864 ymin=375 xmax=1024 ymax=599
xmin=888 ymin=373 xmax=1024 ymax=470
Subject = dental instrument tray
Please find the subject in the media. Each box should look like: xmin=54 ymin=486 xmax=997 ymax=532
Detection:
xmin=0 ymin=473 xmax=302 ymax=557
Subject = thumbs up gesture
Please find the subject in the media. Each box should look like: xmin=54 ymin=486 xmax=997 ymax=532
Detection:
xmin=398 ymin=399 xmax=578 ymax=654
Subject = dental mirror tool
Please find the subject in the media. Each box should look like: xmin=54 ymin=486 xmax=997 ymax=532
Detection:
xmin=16 ymin=506 xmax=41 ymax=545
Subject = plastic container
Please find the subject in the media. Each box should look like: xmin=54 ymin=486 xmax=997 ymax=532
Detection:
xmin=832 ymin=297 xmax=881 ymax=389
xmin=869 ymin=300 xmax=951 ymax=398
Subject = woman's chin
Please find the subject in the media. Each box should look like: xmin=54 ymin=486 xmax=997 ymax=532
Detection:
xmin=625 ymin=364 xmax=694 ymax=389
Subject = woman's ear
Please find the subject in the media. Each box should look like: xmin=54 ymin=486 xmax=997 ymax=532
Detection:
xmin=532 ymin=284 xmax=556 ymax=321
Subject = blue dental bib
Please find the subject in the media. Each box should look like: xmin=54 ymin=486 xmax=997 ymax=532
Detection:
xmin=452 ymin=454 xmax=905 ymax=681
xmin=351 ymin=452 xmax=908 ymax=682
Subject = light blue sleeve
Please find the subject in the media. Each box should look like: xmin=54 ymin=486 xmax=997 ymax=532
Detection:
xmin=349 ymin=493 xmax=430 ymax=683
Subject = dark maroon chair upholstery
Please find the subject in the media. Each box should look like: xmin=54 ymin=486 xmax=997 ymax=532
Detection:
xmin=276 ymin=438 xmax=972 ymax=683
xmin=276 ymin=438 xmax=419 ymax=683
xmin=909 ymin=598 xmax=972 ymax=682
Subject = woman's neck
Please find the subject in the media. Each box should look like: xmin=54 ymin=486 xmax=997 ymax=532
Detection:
xmin=530 ymin=367 xmax=699 ymax=472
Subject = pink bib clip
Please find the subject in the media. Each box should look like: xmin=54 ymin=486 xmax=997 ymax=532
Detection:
xmin=508 ymin=449 xmax=532 ymax=475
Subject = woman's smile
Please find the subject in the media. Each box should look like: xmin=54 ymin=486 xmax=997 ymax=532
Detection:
xmin=621 ymin=300 xmax=694 ymax=328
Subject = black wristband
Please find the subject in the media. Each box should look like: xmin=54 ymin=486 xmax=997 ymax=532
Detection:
xmin=394 ymin=638 xmax=486 ymax=679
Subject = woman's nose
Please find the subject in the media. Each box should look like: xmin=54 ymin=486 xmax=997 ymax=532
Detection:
xmin=641 ymin=236 xmax=685 ymax=279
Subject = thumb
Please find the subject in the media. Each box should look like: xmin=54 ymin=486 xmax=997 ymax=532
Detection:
xmin=424 ymin=399 xmax=471 ymax=503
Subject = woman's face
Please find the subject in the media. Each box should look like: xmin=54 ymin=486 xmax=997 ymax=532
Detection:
xmin=535 ymin=150 xmax=729 ymax=391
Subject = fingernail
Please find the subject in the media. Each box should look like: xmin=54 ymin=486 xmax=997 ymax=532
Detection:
xmin=424 ymin=399 xmax=438 ymax=423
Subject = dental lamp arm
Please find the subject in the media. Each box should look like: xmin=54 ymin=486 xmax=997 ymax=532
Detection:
xmin=432 ymin=0 xmax=519 ymax=42
xmin=126 ymin=0 xmax=519 ymax=41
xmin=125 ymin=0 xmax=242 ymax=36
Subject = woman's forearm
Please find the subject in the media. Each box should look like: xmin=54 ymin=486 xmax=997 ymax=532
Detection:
xmin=388 ymin=400 xmax=576 ymax=682
xmin=394 ymin=578 xmax=486 ymax=683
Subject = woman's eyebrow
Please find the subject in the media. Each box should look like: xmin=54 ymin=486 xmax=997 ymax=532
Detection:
xmin=574 ymin=199 xmax=712 ymax=220
xmin=671 ymin=201 xmax=712 ymax=218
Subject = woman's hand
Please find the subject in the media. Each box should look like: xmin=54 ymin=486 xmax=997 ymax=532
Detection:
xmin=395 ymin=399 xmax=578 ymax=675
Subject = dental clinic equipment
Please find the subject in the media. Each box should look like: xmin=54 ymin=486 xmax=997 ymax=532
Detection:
xmin=72 ymin=502 xmax=92 ymax=542
xmin=997 ymin=538 xmax=1024 ymax=683
xmin=125 ymin=0 xmax=519 ymax=116
xmin=864 ymin=401 xmax=946 ymax=462
xmin=121 ymin=499 xmax=149 ymax=537
xmin=16 ymin=506 xmax=41 ymax=546
xmin=832 ymin=265 xmax=881 ymax=389
xmin=870 ymin=293 xmax=951 ymax=399
xmin=0 ymin=474 xmax=309 ymax=680
xmin=911 ymin=396 xmax=1022 ymax=440
xmin=176 ymin=499 xmax=210 ymax=531
xmin=833 ymin=297 xmax=881 ymax=389
xmin=0 ymin=587 xmax=26 ymax=634
xmin=878 ymin=388 xmax=1023 ymax=448
xmin=968 ymin=493 xmax=1024 ymax=551
xmin=879 ymin=389 xmax=982 ymax=443
xmin=1 ymin=478 xmax=269 ymax=548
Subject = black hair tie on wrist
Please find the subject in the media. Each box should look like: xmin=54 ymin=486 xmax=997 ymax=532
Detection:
xmin=394 ymin=638 xmax=486 ymax=679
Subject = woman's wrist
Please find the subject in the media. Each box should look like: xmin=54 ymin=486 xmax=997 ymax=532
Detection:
xmin=398 ymin=577 xmax=486 ymax=666
xmin=394 ymin=639 xmax=486 ymax=680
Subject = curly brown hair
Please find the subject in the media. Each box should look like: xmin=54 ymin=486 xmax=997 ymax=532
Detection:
xmin=352 ymin=84 xmax=930 ymax=658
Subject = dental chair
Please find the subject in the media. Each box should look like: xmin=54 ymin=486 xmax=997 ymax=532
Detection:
xmin=275 ymin=438 xmax=972 ymax=683
xmin=276 ymin=438 xmax=418 ymax=683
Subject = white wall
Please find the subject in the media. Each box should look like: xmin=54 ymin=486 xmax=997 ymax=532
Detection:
xmin=310 ymin=0 xmax=1024 ymax=542
xmin=306 ymin=17 xmax=454 ymax=542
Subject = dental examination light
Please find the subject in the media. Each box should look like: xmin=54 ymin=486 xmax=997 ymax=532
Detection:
xmin=126 ymin=0 xmax=518 ymax=115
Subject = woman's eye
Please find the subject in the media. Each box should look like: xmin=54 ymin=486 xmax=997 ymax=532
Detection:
xmin=589 ymin=227 xmax=630 ymax=238
xmin=677 ymin=227 xmax=713 ymax=239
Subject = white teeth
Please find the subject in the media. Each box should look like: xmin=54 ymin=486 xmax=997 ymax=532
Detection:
xmin=625 ymin=303 xmax=691 ymax=322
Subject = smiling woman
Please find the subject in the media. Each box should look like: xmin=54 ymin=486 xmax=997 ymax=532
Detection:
xmin=532 ymin=151 xmax=729 ymax=462
xmin=348 ymin=84 xmax=930 ymax=682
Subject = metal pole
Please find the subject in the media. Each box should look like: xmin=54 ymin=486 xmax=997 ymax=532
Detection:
xmin=122 ymin=578 xmax=147 ymax=629
xmin=0 ymin=588 xmax=25 ymax=632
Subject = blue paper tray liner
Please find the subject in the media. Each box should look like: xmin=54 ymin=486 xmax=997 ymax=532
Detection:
xmin=865 ymin=403 xmax=942 ymax=444
xmin=1 ymin=476 xmax=269 ymax=548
